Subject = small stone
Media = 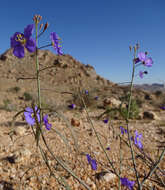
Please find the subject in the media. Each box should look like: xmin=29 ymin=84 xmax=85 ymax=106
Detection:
xmin=14 ymin=126 xmax=27 ymax=136
xmin=143 ymin=111 xmax=160 ymax=120
xmin=71 ymin=118 xmax=80 ymax=127
xmin=13 ymin=147 xmax=32 ymax=163
xmin=102 ymin=172 xmax=116 ymax=182
xmin=86 ymin=177 xmax=96 ymax=189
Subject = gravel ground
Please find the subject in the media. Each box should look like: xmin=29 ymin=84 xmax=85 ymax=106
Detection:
xmin=0 ymin=109 xmax=164 ymax=190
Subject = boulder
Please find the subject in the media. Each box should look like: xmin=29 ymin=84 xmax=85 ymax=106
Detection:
xmin=103 ymin=97 xmax=122 ymax=108
xmin=143 ymin=111 xmax=160 ymax=120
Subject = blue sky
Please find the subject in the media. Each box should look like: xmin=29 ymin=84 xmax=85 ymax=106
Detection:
xmin=1 ymin=0 xmax=165 ymax=85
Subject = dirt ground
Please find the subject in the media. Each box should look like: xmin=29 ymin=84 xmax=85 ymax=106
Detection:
xmin=0 ymin=108 xmax=164 ymax=190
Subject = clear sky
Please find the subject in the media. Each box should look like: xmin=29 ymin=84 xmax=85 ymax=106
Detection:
xmin=1 ymin=0 xmax=165 ymax=85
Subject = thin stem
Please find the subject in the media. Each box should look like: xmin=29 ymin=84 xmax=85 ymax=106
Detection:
xmin=38 ymin=43 xmax=52 ymax=49
xmin=141 ymin=147 xmax=165 ymax=187
xmin=38 ymin=124 xmax=91 ymax=190
xmin=80 ymin=95 xmax=120 ymax=179
xmin=126 ymin=49 xmax=141 ymax=189
xmin=35 ymin=22 xmax=42 ymax=146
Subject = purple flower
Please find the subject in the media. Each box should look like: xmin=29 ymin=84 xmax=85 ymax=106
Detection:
xmin=106 ymin=147 xmax=110 ymax=150
xmin=68 ymin=104 xmax=76 ymax=109
xmin=138 ymin=52 xmax=146 ymax=62
xmin=120 ymin=126 xmax=127 ymax=134
xmin=94 ymin=96 xmax=98 ymax=100
xmin=160 ymin=106 xmax=165 ymax=110
xmin=43 ymin=114 xmax=52 ymax=130
xmin=139 ymin=71 xmax=144 ymax=78
xmin=86 ymin=154 xmax=97 ymax=170
xmin=85 ymin=90 xmax=88 ymax=95
xmin=24 ymin=106 xmax=40 ymax=126
xmin=145 ymin=57 xmax=153 ymax=67
xmin=103 ymin=119 xmax=109 ymax=124
xmin=50 ymin=32 xmax=63 ymax=55
xmin=136 ymin=52 xmax=153 ymax=67
xmin=120 ymin=177 xmax=135 ymax=190
xmin=10 ymin=24 xmax=36 ymax=58
xmin=134 ymin=130 xmax=143 ymax=149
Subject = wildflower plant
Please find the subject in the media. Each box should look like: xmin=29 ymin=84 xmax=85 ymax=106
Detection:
xmin=9 ymin=15 xmax=165 ymax=190
xmin=10 ymin=15 xmax=91 ymax=190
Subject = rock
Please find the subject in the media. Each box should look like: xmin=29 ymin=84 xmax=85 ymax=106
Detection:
xmin=86 ymin=177 xmax=96 ymax=189
xmin=143 ymin=111 xmax=160 ymax=120
xmin=103 ymin=97 xmax=122 ymax=108
xmin=103 ymin=98 xmax=112 ymax=107
xmin=102 ymin=172 xmax=116 ymax=182
xmin=71 ymin=118 xmax=80 ymax=127
xmin=110 ymin=98 xmax=122 ymax=107
xmin=14 ymin=126 xmax=27 ymax=136
xmin=12 ymin=147 xmax=32 ymax=163
xmin=95 ymin=171 xmax=116 ymax=182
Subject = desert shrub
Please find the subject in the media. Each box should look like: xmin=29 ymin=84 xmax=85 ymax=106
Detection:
xmin=2 ymin=99 xmax=11 ymax=111
xmin=144 ymin=93 xmax=152 ymax=100
xmin=1 ymin=99 xmax=16 ymax=111
xmin=160 ymin=96 xmax=165 ymax=106
xmin=71 ymin=87 xmax=97 ymax=110
xmin=23 ymin=92 xmax=33 ymax=101
xmin=102 ymin=107 xmax=120 ymax=120
xmin=119 ymin=93 xmax=140 ymax=119
xmin=8 ymin=86 xmax=21 ymax=93
xmin=154 ymin=90 xmax=163 ymax=97
xmin=135 ymin=98 xmax=143 ymax=108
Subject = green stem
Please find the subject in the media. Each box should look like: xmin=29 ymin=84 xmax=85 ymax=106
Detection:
xmin=35 ymin=22 xmax=42 ymax=146
xmin=126 ymin=49 xmax=141 ymax=189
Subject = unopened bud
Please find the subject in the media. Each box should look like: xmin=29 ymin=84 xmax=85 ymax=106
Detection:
xmin=39 ymin=23 xmax=43 ymax=31
xmin=144 ymin=71 xmax=148 ymax=74
xmin=145 ymin=51 xmax=148 ymax=55
xmin=43 ymin=22 xmax=49 ymax=32
xmin=129 ymin=46 xmax=132 ymax=52
xmin=134 ymin=46 xmax=136 ymax=52
xmin=136 ymin=43 xmax=139 ymax=50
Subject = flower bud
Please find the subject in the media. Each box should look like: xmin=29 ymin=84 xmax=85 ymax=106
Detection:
xmin=133 ymin=46 xmax=136 ymax=52
xmin=136 ymin=43 xmax=139 ymax=50
xmin=39 ymin=23 xmax=43 ymax=31
xmin=43 ymin=22 xmax=49 ymax=32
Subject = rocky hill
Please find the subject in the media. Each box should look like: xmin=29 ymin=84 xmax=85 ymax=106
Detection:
xmin=133 ymin=83 xmax=165 ymax=92
xmin=0 ymin=48 xmax=165 ymax=114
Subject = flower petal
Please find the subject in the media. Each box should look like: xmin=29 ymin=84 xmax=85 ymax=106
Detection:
xmin=13 ymin=45 xmax=25 ymax=58
xmin=24 ymin=24 xmax=34 ymax=39
xmin=43 ymin=114 xmax=52 ymax=130
xmin=25 ymin=38 xmax=36 ymax=52
xmin=139 ymin=71 xmax=144 ymax=78
xmin=138 ymin=52 xmax=146 ymax=62
xmin=10 ymin=32 xmax=22 ymax=48
xmin=24 ymin=107 xmax=35 ymax=126
xmin=50 ymin=32 xmax=63 ymax=55
xmin=86 ymin=154 xmax=91 ymax=164
xmin=91 ymin=159 xmax=97 ymax=170
xmin=145 ymin=57 xmax=153 ymax=67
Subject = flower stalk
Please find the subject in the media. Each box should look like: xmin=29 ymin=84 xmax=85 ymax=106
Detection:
xmin=34 ymin=20 xmax=43 ymax=146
